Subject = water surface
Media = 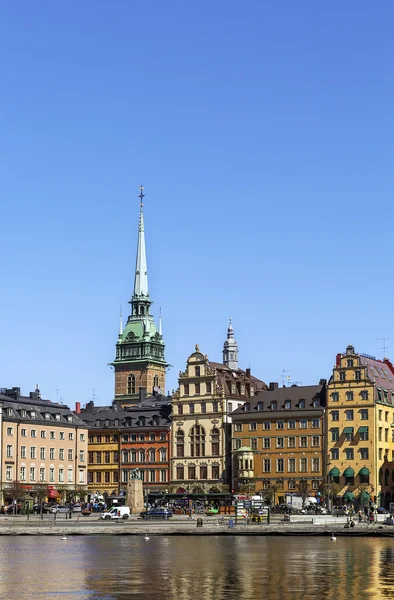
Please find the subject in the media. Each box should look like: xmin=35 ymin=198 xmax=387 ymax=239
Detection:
xmin=1 ymin=535 xmax=393 ymax=599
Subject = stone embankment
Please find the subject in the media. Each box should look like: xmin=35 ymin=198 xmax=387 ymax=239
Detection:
xmin=0 ymin=515 xmax=393 ymax=537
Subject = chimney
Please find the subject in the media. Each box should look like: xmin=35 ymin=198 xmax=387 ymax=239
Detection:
xmin=246 ymin=368 xmax=251 ymax=378
xmin=75 ymin=402 xmax=81 ymax=414
xmin=139 ymin=387 xmax=146 ymax=403
xmin=269 ymin=382 xmax=278 ymax=391
xmin=336 ymin=353 xmax=342 ymax=367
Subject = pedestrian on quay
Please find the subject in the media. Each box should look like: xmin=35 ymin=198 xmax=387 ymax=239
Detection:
xmin=358 ymin=510 xmax=363 ymax=523
xmin=369 ymin=510 xmax=375 ymax=525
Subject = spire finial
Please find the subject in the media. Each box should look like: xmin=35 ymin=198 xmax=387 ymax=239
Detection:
xmin=159 ymin=306 xmax=162 ymax=336
xmin=139 ymin=185 xmax=144 ymax=206
xmin=119 ymin=306 xmax=123 ymax=336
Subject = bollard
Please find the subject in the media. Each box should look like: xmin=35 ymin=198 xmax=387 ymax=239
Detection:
xmin=197 ymin=518 xmax=203 ymax=528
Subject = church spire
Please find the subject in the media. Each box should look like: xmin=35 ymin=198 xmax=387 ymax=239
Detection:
xmin=119 ymin=306 xmax=123 ymax=337
xmin=223 ymin=318 xmax=239 ymax=370
xmin=133 ymin=186 xmax=149 ymax=299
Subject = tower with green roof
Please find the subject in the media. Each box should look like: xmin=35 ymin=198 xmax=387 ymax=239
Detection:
xmin=112 ymin=187 xmax=167 ymax=406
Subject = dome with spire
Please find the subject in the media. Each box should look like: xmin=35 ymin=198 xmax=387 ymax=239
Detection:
xmin=223 ymin=319 xmax=239 ymax=370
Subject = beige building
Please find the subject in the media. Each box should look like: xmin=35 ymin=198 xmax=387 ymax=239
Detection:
xmin=0 ymin=387 xmax=88 ymax=505
xmin=170 ymin=323 xmax=266 ymax=491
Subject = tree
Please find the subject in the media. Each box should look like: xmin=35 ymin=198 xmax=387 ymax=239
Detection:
xmin=320 ymin=482 xmax=341 ymax=509
xmin=265 ymin=483 xmax=280 ymax=506
xmin=33 ymin=483 xmax=49 ymax=518
xmin=295 ymin=479 xmax=312 ymax=508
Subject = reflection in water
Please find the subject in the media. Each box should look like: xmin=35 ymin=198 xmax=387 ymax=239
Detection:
xmin=1 ymin=536 xmax=394 ymax=599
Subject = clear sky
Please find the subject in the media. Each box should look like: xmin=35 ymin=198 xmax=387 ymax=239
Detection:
xmin=1 ymin=2 xmax=394 ymax=407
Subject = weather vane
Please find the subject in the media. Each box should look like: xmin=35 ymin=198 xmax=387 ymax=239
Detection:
xmin=139 ymin=185 xmax=145 ymax=206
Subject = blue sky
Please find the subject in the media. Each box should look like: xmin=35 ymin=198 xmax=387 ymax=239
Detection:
xmin=1 ymin=2 xmax=394 ymax=407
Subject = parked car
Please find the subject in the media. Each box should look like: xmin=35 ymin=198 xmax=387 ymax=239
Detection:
xmin=2 ymin=504 xmax=21 ymax=515
xmin=140 ymin=508 xmax=172 ymax=520
xmin=377 ymin=507 xmax=389 ymax=514
xmin=50 ymin=505 xmax=70 ymax=514
xmin=72 ymin=504 xmax=82 ymax=513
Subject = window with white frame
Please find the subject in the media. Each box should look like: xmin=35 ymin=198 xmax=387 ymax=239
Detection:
xmin=20 ymin=466 xmax=26 ymax=481
xmin=40 ymin=467 xmax=45 ymax=482
xmin=30 ymin=447 xmax=36 ymax=459
xmin=59 ymin=468 xmax=64 ymax=483
xmin=7 ymin=427 xmax=13 ymax=436
xmin=20 ymin=446 xmax=26 ymax=458
xmin=79 ymin=470 xmax=84 ymax=484
xmin=49 ymin=468 xmax=55 ymax=483
xmin=6 ymin=466 xmax=12 ymax=481
xmin=30 ymin=467 xmax=36 ymax=482
xmin=68 ymin=468 xmax=73 ymax=483
xmin=6 ymin=445 xmax=12 ymax=458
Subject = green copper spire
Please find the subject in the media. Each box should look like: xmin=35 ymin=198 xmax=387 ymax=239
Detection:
xmin=112 ymin=187 xmax=167 ymax=404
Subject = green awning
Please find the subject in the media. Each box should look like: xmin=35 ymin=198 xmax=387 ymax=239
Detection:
xmin=329 ymin=467 xmax=340 ymax=477
xmin=358 ymin=426 xmax=368 ymax=433
xmin=360 ymin=491 xmax=370 ymax=501
xmin=344 ymin=491 xmax=354 ymax=501
xmin=343 ymin=427 xmax=354 ymax=433
xmin=343 ymin=467 xmax=355 ymax=477
xmin=359 ymin=467 xmax=370 ymax=476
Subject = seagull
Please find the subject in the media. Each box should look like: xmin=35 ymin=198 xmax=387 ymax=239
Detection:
xmin=144 ymin=534 xmax=149 ymax=541
xmin=331 ymin=533 xmax=337 ymax=541
xmin=61 ymin=535 xmax=67 ymax=541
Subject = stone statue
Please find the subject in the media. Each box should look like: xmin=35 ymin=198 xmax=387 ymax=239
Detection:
xmin=130 ymin=468 xmax=142 ymax=480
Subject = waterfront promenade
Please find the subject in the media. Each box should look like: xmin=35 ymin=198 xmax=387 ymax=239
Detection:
xmin=0 ymin=514 xmax=392 ymax=537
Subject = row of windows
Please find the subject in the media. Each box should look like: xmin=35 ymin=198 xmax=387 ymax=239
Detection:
xmin=121 ymin=449 xmax=167 ymax=463
xmin=6 ymin=427 xmax=84 ymax=441
xmin=330 ymin=428 xmax=369 ymax=441
xmin=235 ymin=418 xmax=320 ymax=432
xmin=5 ymin=408 xmax=75 ymax=423
xmin=88 ymin=451 xmax=119 ymax=464
xmin=5 ymin=466 xmax=84 ymax=484
xmin=6 ymin=446 xmax=84 ymax=461
xmin=175 ymin=464 xmax=220 ymax=480
xmin=261 ymin=457 xmax=320 ymax=473
xmin=233 ymin=436 xmax=321 ymax=450
xmin=88 ymin=432 xmax=168 ymax=443
xmin=331 ymin=409 xmax=369 ymax=421
xmin=126 ymin=374 xmax=160 ymax=395
xmin=246 ymin=400 xmax=320 ymax=412
xmin=87 ymin=469 xmax=168 ymax=484
xmin=175 ymin=427 xmax=220 ymax=458
xmin=330 ymin=447 xmax=369 ymax=460
xmin=176 ymin=401 xmax=220 ymax=415
xmin=260 ymin=479 xmax=320 ymax=490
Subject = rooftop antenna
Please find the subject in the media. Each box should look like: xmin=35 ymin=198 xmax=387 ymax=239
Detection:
xmin=377 ymin=337 xmax=392 ymax=359
xmin=55 ymin=385 xmax=61 ymax=403
xmin=279 ymin=369 xmax=290 ymax=387
xmin=92 ymin=388 xmax=97 ymax=403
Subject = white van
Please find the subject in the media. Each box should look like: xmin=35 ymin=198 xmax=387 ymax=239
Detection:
xmin=100 ymin=506 xmax=130 ymax=520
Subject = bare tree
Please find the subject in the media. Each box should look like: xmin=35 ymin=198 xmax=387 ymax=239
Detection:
xmin=3 ymin=481 xmax=25 ymax=513
xmin=295 ymin=479 xmax=312 ymax=508
xmin=265 ymin=483 xmax=280 ymax=506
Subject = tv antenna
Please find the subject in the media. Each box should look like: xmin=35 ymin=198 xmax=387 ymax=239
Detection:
xmin=54 ymin=385 xmax=61 ymax=403
xmin=377 ymin=337 xmax=392 ymax=359
xmin=279 ymin=369 xmax=290 ymax=387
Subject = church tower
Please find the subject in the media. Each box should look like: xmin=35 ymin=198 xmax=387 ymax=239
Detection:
xmin=222 ymin=319 xmax=239 ymax=370
xmin=112 ymin=187 xmax=167 ymax=406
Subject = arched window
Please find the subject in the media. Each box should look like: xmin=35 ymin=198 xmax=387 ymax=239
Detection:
xmin=122 ymin=451 xmax=129 ymax=463
xmin=176 ymin=430 xmax=184 ymax=458
xmin=127 ymin=374 xmax=136 ymax=395
xmin=139 ymin=449 xmax=145 ymax=462
xmin=149 ymin=448 xmax=156 ymax=462
xmin=140 ymin=306 xmax=145 ymax=316
xmin=159 ymin=448 xmax=167 ymax=462
xmin=153 ymin=374 xmax=159 ymax=389
xmin=190 ymin=425 xmax=205 ymax=457
xmin=130 ymin=450 xmax=136 ymax=462
xmin=211 ymin=428 xmax=220 ymax=456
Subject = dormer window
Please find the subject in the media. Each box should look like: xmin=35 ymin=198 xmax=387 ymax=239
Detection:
xmin=95 ymin=420 xmax=100 ymax=427
xmin=6 ymin=408 xmax=13 ymax=417
xmin=105 ymin=419 xmax=109 ymax=427
xmin=250 ymin=386 xmax=255 ymax=397
xmin=114 ymin=419 xmax=119 ymax=427
xmin=55 ymin=413 xmax=60 ymax=421
xmin=285 ymin=400 xmax=291 ymax=410
xmin=244 ymin=402 xmax=250 ymax=411
xmin=20 ymin=410 xmax=27 ymax=418
xmin=67 ymin=415 xmax=72 ymax=423
xmin=299 ymin=400 xmax=305 ymax=409
xmin=30 ymin=411 xmax=36 ymax=418
xmin=313 ymin=400 xmax=320 ymax=408
xmin=45 ymin=412 xmax=50 ymax=420
xmin=271 ymin=402 xmax=277 ymax=410
xmin=257 ymin=402 xmax=263 ymax=411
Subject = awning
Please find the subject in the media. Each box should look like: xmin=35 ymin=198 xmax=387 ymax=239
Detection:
xmin=48 ymin=490 xmax=58 ymax=499
xmin=358 ymin=426 xmax=368 ymax=433
xmin=343 ymin=467 xmax=355 ymax=477
xmin=344 ymin=491 xmax=354 ymax=501
xmin=359 ymin=467 xmax=370 ymax=476
xmin=329 ymin=467 xmax=340 ymax=477
xmin=343 ymin=427 xmax=354 ymax=433
xmin=360 ymin=491 xmax=370 ymax=501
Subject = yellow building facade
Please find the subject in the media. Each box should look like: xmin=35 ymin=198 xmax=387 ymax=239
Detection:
xmin=326 ymin=345 xmax=394 ymax=507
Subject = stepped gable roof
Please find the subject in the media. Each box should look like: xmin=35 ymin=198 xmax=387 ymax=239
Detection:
xmin=359 ymin=356 xmax=394 ymax=391
xmin=231 ymin=383 xmax=325 ymax=415
xmin=0 ymin=391 xmax=86 ymax=427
